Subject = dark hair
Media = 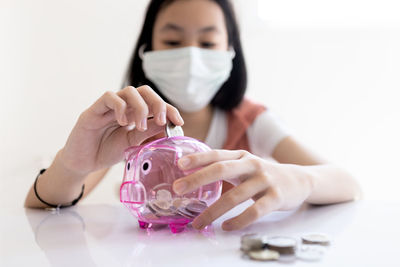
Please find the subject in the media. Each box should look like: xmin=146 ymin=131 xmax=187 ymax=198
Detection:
xmin=125 ymin=0 xmax=247 ymax=110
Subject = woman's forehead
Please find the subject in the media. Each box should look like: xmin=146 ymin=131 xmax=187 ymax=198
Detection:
xmin=154 ymin=0 xmax=226 ymax=34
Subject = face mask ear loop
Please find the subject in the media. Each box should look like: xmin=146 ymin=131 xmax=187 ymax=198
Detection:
xmin=138 ymin=44 xmax=146 ymax=60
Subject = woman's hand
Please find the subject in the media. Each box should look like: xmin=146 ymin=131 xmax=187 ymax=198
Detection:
xmin=172 ymin=150 xmax=314 ymax=231
xmin=60 ymin=85 xmax=183 ymax=176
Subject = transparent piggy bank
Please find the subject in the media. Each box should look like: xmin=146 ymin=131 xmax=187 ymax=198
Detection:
xmin=120 ymin=136 xmax=222 ymax=233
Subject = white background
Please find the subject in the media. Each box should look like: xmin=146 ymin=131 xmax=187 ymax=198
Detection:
xmin=1 ymin=0 xmax=399 ymax=204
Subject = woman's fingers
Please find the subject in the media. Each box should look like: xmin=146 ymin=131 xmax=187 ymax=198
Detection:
xmin=88 ymin=86 xmax=183 ymax=131
xmin=221 ymin=191 xmax=281 ymax=231
xmin=166 ymin=103 xmax=184 ymax=126
xmin=178 ymin=149 xmax=248 ymax=170
xmin=136 ymin=85 xmax=167 ymax=126
xmin=173 ymin=158 xmax=249 ymax=195
xmin=192 ymin=175 xmax=268 ymax=230
xmin=118 ymin=85 xmax=184 ymax=130
xmin=118 ymin=86 xmax=149 ymax=131
xmin=173 ymin=151 xmax=260 ymax=195
xmin=90 ymin=91 xmax=128 ymax=126
xmin=137 ymin=85 xmax=184 ymax=127
xmin=127 ymin=119 xmax=165 ymax=146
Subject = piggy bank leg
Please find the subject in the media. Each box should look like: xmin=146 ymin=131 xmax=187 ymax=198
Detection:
xmin=169 ymin=223 xmax=187 ymax=233
xmin=138 ymin=220 xmax=152 ymax=229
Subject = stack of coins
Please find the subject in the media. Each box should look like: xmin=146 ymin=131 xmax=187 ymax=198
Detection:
xmin=265 ymin=236 xmax=297 ymax=255
xmin=241 ymin=234 xmax=280 ymax=261
xmin=301 ymin=233 xmax=331 ymax=246
xmin=296 ymin=233 xmax=331 ymax=261
xmin=147 ymin=189 xmax=176 ymax=217
xmin=146 ymin=189 xmax=208 ymax=219
xmin=240 ymin=233 xmax=267 ymax=252
xmin=241 ymin=233 xmax=331 ymax=262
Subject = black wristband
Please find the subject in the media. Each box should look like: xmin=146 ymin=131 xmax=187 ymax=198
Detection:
xmin=34 ymin=168 xmax=85 ymax=209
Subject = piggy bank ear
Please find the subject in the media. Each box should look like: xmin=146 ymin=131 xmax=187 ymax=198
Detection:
xmin=120 ymin=181 xmax=146 ymax=205
xmin=124 ymin=146 xmax=142 ymax=160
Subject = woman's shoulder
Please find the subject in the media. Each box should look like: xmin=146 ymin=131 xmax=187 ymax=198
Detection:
xmin=231 ymin=97 xmax=267 ymax=113
xmin=226 ymin=97 xmax=267 ymax=125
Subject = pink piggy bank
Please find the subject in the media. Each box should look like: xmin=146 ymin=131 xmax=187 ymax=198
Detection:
xmin=120 ymin=136 xmax=222 ymax=233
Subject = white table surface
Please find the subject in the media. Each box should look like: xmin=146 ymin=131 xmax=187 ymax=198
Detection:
xmin=2 ymin=196 xmax=400 ymax=267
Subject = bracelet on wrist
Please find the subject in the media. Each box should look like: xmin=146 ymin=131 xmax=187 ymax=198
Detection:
xmin=33 ymin=169 xmax=85 ymax=209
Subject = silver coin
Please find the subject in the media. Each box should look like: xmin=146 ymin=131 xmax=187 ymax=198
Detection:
xmin=146 ymin=202 xmax=161 ymax=217
xmin=247 ymin=249 xmax=279 ymax=261
xmin=172 ymin=198 xmax=184 ymax=208
xmin=176 ymin=206 xmax=196 ymax=219
xmin=152 ymin=199 xmax=172 ymax=210
xmin=156 ymin=189 xmax=172 ymax=202
xmin=165 ymin=121 xmax=184 ymax=137
xmin=301 ymin=233 xmax=331 ymax=246
xmin=186 ymin=200 xmax=207 ymax=214
xmin=241 ymin=233 xmax=267 ymax=252
xmin=296 ymin=244 xmax=326 ymax=261
xmin=147 ymin=200 xmax=175 ymax=217
xmin=265 ymin=236 xmax=297 ymax=255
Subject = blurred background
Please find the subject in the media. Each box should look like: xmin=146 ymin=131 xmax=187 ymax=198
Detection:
xmin=1 ymin=0 xmax=399 ymax=205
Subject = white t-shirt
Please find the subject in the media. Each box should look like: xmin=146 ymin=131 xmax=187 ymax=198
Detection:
xmin=204 ymin=109 xmax=291 ymax=158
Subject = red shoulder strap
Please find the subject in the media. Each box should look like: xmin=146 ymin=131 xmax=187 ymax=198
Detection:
xmin=223 ymin=98 xmax=267 ymax=151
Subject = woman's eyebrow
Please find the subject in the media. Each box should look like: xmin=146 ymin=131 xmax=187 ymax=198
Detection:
xmin=198 ymin=25 xmax=220 ymax=34
xmin=160 ymin=23 xmax=184 ymax=32
xmin=160 ymin=23 xmax=220 ymax=34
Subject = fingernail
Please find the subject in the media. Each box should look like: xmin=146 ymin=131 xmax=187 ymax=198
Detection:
xmin=173 ymin=180 xmax=187 ymax=195
xmin=176 ymin=114 xmax=184 ymax=125
xmin=192 ymin=217 xmax=204 ymax=230
xmin=140 ymin=118 xmax=147 ymax=130
xmin=178 ymin=157 xmax=190 ymax=169
xmin=121 ymin=115 xmax=128 ymax=125
xmin=159 ymin=112 xmax=166 ymax=125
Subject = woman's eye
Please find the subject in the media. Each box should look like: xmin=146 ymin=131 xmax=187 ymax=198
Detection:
xmin=201 ymin=42 xmax=216 ymax=48
xmin=163 ymin=40 xmax=181 ymax=46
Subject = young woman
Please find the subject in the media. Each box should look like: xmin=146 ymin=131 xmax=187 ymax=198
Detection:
xmin=25 ymin=0 xmax=361 ymax=231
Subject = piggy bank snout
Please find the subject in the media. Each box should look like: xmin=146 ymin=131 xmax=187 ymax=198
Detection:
xmin=120 ymin=181 xmax=146 ymax=205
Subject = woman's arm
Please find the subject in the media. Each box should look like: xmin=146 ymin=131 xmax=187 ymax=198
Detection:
xmin=272 ymin=136 xmax=362 ymax=204
xmin=24 ymin=149 xmax=109 ymax=208
xmin=172 ymin=136 xmax=361 ymax=231
xmin=24 ymin=86 xmax=184 ymax=209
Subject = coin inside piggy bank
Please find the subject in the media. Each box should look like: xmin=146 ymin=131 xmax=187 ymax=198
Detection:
xmin=120 ymin=136 xmax=222 ymax=233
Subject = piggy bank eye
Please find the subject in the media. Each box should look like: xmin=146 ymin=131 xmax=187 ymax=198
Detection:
xmin=142 ymin=160 xmax=151 ymax=174
xmin=127 ymin=162 xmax=131 ymax=171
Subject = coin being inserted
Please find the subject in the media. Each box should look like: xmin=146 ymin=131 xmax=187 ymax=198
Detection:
xmin=165 ymin=121 xmax=184 ymax=137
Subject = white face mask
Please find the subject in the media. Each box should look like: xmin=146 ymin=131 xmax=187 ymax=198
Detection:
xmin=141 ymin=46 xmax=235 ymax=113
